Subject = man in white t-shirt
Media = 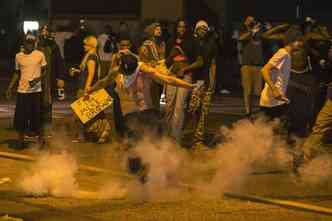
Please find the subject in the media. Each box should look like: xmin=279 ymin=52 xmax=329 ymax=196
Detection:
xmin=6 ymin=37 xmax=47 ymax=147
xmin=260 ymin=26 xmax=304 ymax=119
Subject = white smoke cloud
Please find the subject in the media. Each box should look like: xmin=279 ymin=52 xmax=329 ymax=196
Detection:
xmin=298 ymin=155 xmax=332 ymax=186
xmin=123 ymin=118 xmax=295 ymax=200
xmin=18 ymin=151 xmax=79 ymax=197
xmin=16 ymin=116 xmax=332 ymax=201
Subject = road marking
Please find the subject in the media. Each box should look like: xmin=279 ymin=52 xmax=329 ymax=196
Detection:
xmin=0 ymin=151 xmax=133 ymax=179
xmin=224 ymin=192 xmax=332 ymax=216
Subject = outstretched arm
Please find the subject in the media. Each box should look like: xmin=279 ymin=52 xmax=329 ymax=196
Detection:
xmin=262 ymin=24 xmax=290 ymax=41
xmin=140 ymin=63 xmax=194 ymax=89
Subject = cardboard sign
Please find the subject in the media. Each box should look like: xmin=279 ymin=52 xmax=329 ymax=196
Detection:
xmin=70 ymin=89 xmax=113 ymax=124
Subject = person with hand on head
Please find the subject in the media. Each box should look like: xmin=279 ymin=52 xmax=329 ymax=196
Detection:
xmin=239 ymin=16 xmax=264 ymax=117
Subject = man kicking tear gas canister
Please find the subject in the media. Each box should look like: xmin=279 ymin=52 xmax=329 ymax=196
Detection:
xmin=85 ymin=54 xmax=202 ymax=182
xmin=86 ymin=54 xmax=201 ymax=117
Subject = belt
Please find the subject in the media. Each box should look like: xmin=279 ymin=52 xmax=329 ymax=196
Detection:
xmin=291 ymin=67 xmax=310 ymax=74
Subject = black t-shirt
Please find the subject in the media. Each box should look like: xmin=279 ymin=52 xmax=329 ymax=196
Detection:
xmin=186 ymin=36 xmax=217 ymax=85
xmin=240 ymin=28 xmax=264 ymax=66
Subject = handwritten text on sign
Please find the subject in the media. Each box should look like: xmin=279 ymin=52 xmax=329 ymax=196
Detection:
xmin=70 ymin=89 xmax=113 ymax=124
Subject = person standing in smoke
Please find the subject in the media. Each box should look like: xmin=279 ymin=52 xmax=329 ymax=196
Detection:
xmin=293 ymin=47 xmax=332 ymax=173
xmin=261 ymin=20 xmax=330 ymax=137
xmin=139 ymin=22 xmax=166 ymax=111
xmin=36 ymin=25 xmax=66 ymax=137
xmin=164 ymin=19 xmax=192 ymax=143
xmin=6 ymin=37 xmax=47 ymax=147
xmin=70 ymin=36 xmax=111 ymax=144
xmin=285 ymin=19 xmax=329 ymax=138
xmin=304 ymin=18 xmax=332 ymax=126
xmin=260 ymin=26 xmax=305 ymax=120
xmin=106 ymin=34 xmax=138 ymax=138
xmin=239 ymin=16 xmax=264 ymax=117
xmin=184 ymin=20 xmax=217 ymax=150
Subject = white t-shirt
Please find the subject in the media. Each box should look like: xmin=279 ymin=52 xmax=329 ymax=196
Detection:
xmin=97 ymin=33 xmax=113 ymax=61
xmin=123 ymin=62 xmax=154 ymax=111
xmin=260 ymin=48 xmax=291 ymax=107
xmin=15 ymin=50 xmax=47 ymax=93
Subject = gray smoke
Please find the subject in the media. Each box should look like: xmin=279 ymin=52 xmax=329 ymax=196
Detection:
xmin=18 ymin=151 xmax=79 ymax=197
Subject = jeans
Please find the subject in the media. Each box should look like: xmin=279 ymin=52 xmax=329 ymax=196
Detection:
xmin=302 ymin=99 xmax=332 ymax=162
xmin=165 ymin=75 xmax=192 ymax=142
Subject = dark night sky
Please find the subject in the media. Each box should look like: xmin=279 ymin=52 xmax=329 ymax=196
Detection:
xmin=51 ymin=0 xmax=141 ymax=16
xmin=1 ymin=0 xmax=331 ymax=24
xmin=232 ymin=0 xmax=332 ymax=22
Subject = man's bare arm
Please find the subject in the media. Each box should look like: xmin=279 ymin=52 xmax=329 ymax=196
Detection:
xmin=84 ymin=60 xmax=96 ymax=91
xmin=6 ymin=71 xmax=20 ymax=99
xmin=8 ymin=71 xmax=19 ymax=89
xmin=140 ymin=64 xmax=194 ymax=89
xmin=261 ymin=63 xmax=287 ymax=102
xmin=261 ymin=63 xmax=276 ymax=90
xmin=239 ymin=30 xmax=252 ymax=41
xmin=262 ymin=24 xmax=290 ymax=41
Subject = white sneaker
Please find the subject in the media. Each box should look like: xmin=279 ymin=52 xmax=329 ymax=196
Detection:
xmin=220 ymin=89 xmax=231 ymax=95
xmin=160 ymin=93 xmax=166 ymax=105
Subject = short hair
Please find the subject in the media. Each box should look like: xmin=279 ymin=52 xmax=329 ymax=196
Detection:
xmin=284 ymin=25 xmax=304 ymax=45
xmin=24 ymin=35 xmax=36 ymax=45
xmin=144 ymin=22 xmax=161 ymax=37
xmin=244 ymin=16 xmax=255 ymax=26
xmin=119 ymin=54 xmax=138 ymax=76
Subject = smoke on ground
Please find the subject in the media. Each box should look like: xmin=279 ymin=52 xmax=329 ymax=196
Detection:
xmin=113 ymin=118 xmax=295 ymax=201
xmin=200 ymin=118 xmax=293 ymax=196
xmin=18 ymin=151 xmax=79 ymax=197
xmin=299 ymin=155 xmax=332 ymax=186
xmin=16 ymin=117 xmax=332 ymax=200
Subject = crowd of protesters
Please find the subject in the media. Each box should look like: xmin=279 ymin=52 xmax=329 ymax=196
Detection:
xmin=4 ymin=16 xmax=332 ymax=173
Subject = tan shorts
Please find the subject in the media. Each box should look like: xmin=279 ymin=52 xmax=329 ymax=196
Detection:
xmin=241 ymin=65 xmax=263 ymax=96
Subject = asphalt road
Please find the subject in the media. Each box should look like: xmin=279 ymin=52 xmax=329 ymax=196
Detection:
xmin=0 ymin=96 xmax=332 ymax=221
